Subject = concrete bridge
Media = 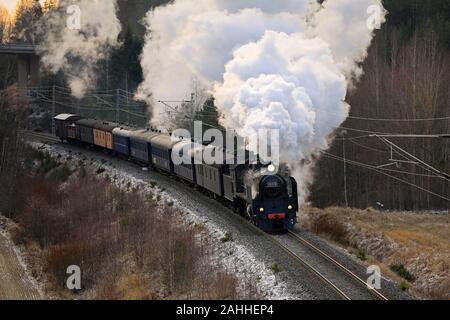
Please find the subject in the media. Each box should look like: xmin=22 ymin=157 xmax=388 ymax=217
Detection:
xmin=0 ymin=43 xmax=40 ymax=88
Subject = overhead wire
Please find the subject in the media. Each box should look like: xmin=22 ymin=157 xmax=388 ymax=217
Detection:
xmin=322 ymin=152 xmax=450 ymax=202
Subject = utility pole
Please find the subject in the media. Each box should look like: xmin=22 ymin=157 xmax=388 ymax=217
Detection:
xmin=52 ymin=84 xmax=56 ymax=134
xmin=125 ymin=73 xmax=130 ymax=125
xmin=0 ymin=137 xmax=9 ymax=175
xmin=116 ymin=88 xmax=120 ymax=123
xmin=343 ymin=135 xmax=349 ymax=207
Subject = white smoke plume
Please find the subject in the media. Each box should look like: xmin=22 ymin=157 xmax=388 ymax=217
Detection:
xmin=308 ymin=0 xmax=387 ymax=80
xmin=137 ymin=0 xmax=312 ymax=113
xmin=38 ymin=0 xmax=121 ymax=98
xmin=138 ymin=0 xmax=386 ymax=203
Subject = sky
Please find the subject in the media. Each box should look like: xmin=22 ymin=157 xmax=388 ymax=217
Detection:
xmin=1 ymin=0 xmax=45 ymax=16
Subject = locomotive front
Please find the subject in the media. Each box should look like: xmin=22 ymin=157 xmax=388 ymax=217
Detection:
xmin=250 ymin=174 xmax=298 ymax=232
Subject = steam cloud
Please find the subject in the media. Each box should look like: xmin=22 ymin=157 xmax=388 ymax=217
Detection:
xmin=138 ymin=0 xmax=386 ymax=203
xmin=38 ymin=0 xmax=121 ymax=98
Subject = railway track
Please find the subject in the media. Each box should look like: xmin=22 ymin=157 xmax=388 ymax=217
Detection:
xmin=245 ymin=221 xmax=351 ymax=300
xmin=23 ymin=130 xmax=389 ymax=300
xmin=19 ymin=130 xmax=61 ymax=143
xmin=239 ymin=214 xmax=388 ymax=300
xmin=287 ymin=231 xmax=388 ymax=300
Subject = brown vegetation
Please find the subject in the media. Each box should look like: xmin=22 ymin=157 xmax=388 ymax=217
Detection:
xmin=7 ymin=151 xmax=260 ymax=299
xmin=301 ymin=207 xmax=450 ymax=299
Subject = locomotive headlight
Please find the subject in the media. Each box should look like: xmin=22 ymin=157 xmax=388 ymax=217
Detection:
xmin=288 ymin=205 xmax=293 ymax=210
xmin=259 ymin=207 xmax=264 ymax=213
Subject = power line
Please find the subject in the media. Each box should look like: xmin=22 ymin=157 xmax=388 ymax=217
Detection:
xmin=345 ymin=137 xmax=389 ymax=153
xmin=374 ymin=135 xmax=450 ymax=181
xmin=339 ymin=126 xmax=449 ymax=137
xmin=322 ymin=152 xmax=450 ymax=202
xmin=348 ymin=115 xmax=450 ymax=122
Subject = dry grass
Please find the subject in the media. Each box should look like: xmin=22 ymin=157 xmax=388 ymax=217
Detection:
xmin=301 ymin=206 xmax=450 ymax=300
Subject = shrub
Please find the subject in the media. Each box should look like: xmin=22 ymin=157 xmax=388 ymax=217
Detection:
xmin=271 ymin=263 xmax=282 ymax=274
xmin=49 ymin=164 xmax=72 ymax=182
xmin=36 ymin=152 xmax=59 ymax=174
xmin=78 ymin=165 xmax=87 ymax=178
xmin=400 ymin=281 xmax=411 ymax=291
xmin=45 ymin=242 xmax=89 ymax=289
xmin=96 ymin=167 xmax=106 ymax=175
xmin=161 ymin=226 xmax=201 ymax=293
xmin=310 ymin=213 xmax=349 ymax=245
xmin=221 ymin=231 xmax=233 ymax=243
xmin=203 ymin=272 xmax=239 ymax=299
xmin=149 ymin=181 xmax=158 ymax=188
xmin=356 ymin=248 xmax=367 ymax=261
xmin=390 ymin=264 xmax=415 ymax=282
xmin=9 ymin=224 xmax=26 ymax=245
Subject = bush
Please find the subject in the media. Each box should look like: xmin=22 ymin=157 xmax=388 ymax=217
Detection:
xmin=390 ymin=264 xmax=415 ymax=282
xmin=45 ymin=243 xmax=89 ymax=288
xmin=271 ymin=263 xmax=282 ymax=274
xmin=78 ymin=165 xmax=87 ymax=178
xmin=96 ymin=167 xmax=106 ymax=175
xmin=149 ymin=181 xmax=158 ymax=188
xmin=9 ymin=224 xmax=26 ymax=245
xmin=220 ymin=231 xmax=233 ymax=243
xmin=356 ymin=248 xmax=367 ymax=261
xmin=310 ymin=214 xmax=349 ymax=245
xmin=400 ymin=281 xmax=411 ymax=291
xmin=36 ymin=152 xmax=59 ymax=174
xmin=49 ymin=164 xmax=72 ymax=182
xmin=161 ymin=226 xmax=201 ymax=293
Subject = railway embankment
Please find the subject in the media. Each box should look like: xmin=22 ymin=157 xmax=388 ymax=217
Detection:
xmin=301 ymin=207 xmax=449 ymax=299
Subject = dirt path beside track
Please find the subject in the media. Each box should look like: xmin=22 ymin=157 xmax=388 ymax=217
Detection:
xmin=0 ymin=233 xmax=41 ymax=300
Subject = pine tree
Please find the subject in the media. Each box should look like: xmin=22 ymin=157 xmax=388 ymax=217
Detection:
xmin=10 ymin=0 xmax=42 ymax=43
xmin=195 ymin=96 xmax=224 ymax=131
xmin=43 ymin=0 xmax=59 ymax=12
xmin=109 ymin=27 xmax=143 ymax=90
xmin=0 ymin=5 xmax=11 ymax=43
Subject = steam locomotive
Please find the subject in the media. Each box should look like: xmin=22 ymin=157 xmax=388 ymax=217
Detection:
xmin=54 ymin=114 xmax=298 ymax=232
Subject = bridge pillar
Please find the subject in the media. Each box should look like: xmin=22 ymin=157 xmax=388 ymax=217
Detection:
xmin=17 ymin=54 xmax=28 ymax=89
xmin=17 ymin=54 xmax=41 ymax=89
xmin=30 ymin=55 xmax=40 ymax=88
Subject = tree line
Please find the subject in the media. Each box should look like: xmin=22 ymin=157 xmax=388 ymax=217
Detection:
xmin=312 ymin=0 xmax=450 ymax=210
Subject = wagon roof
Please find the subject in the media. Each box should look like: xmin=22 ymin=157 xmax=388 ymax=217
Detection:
xmin=75 ymin=119 xmax=100 ymax=127
xmin=128 ymin=129 xmax=161 ymax=143
xmin=54 ymin=113 xmax=81 ymax=121
xmin=150 ymin=134 xmax=182 ymax=150
xmin=112 ymin=126 xmax=137 ymax=137
xmin=93 ymin=121 xmax=120 ymax=132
